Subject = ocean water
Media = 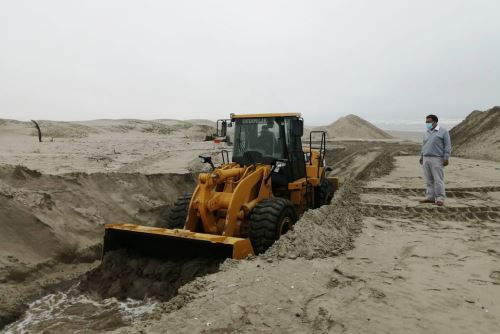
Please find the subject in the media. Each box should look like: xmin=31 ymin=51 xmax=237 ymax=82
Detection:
xmin=371 ymin=118 xmax=463 ymax=132
xmin=2 ymin=285 xmax=157 ymax=334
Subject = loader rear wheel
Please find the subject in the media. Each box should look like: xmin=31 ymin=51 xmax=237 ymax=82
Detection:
xmin=166 ymin=193 xmax=192 ymax=229
xmin=248 ymin=198 xmax=297 ymax=254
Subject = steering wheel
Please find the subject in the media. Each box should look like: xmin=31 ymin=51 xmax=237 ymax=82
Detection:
xmin=243 ymin=150 xmax=263 ymax=163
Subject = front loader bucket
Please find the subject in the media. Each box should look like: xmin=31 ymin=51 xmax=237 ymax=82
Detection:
xmin=103 ymin=224 xmax=254 ymax=260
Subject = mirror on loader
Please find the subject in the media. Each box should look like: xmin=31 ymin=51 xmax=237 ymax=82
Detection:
xmin=216 ymin=119 xmax=232 ymax=137
xmin=199 ymin=155 xmax=215 ymax=169
xmin=220 ymin=121 xmax=227 ymax=137
xmin=292 ymin=119 xmax=303 ymax=137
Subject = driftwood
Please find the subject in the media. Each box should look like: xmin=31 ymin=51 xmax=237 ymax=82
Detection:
xmin=31 ymin=120 xmax=42 ymax=142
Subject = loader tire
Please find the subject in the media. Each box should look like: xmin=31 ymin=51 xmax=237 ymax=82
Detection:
xmin=317 ymin=179 xmax=334 ymax=208
xmin=167 ymin=193 xmax=192 ymax=229
xmin=249 ymin=198 xmax=297 ymax=254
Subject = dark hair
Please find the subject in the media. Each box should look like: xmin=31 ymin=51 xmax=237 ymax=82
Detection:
xmin=426 ymin=114 xmax=438 ymax=123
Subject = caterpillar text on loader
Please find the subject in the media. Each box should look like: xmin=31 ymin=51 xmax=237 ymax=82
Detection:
xmin=103 ymin=113 xmax=338 ymax=260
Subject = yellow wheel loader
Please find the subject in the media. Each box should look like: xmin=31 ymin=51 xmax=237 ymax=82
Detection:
xmin=103 ymin=113 xmax=338 ymax=260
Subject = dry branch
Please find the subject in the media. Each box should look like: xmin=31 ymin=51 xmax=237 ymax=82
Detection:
xmin=31 ymin=120 xmax=42 ymax=142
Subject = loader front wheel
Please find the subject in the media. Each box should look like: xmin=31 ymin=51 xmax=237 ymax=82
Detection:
xmin=249 ymin=198 xmax=297 ymax=254
xmin=317 ymin=179 xmax=334 ymax=208
xmin=166 ymin=193 xmax=192 ymax=229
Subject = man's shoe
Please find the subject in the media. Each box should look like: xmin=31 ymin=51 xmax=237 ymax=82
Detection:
xmin=419 ymin=198 xmax=435 ymax=203
xmin=435 ymin=200 xmax=444 ymax=207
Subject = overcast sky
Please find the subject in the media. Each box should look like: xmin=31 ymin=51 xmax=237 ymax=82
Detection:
xmin=1 ymin=0 xmax=499 ymax=125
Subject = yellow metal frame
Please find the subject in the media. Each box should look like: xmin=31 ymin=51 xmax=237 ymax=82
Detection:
xmin=104 ymin=224 xmax=254 ymax=259
xmin=185 ymin=164 xmax=272 ymax=238
xmin=230 ymin=112 xmax=301 ymax=119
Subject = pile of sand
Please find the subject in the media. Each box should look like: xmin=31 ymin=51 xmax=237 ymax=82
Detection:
xmin=265 ymin=182 xmax=363 ymax=259
xmin=80 ymin=250 xmax=221 ymax=301
xmin=450 ymin=106 xmax=500 ymax=162
xmin=316 ymin=114 xmax=393 ymax=140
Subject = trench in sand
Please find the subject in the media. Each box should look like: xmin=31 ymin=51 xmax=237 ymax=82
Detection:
xmin=0 ymin=167 xmax=204 ymax=332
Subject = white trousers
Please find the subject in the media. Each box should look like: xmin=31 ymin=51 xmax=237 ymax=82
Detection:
xmin=423 ymin=156 xmax=445 ymax=202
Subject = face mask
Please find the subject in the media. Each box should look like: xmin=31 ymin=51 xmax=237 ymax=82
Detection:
xmin=426 ymin=123 xmax=433 ymax=130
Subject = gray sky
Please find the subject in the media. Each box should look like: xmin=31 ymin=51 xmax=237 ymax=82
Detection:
xmin=1 ymin=0 xmax=499 ymax=125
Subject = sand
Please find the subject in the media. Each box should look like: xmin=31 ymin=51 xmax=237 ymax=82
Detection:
xmin=0 ymin=118 xmax=222 ymax=328
xmin=111 ymin=154 xmax=500 ymax=334
xmin=450 ymin=106 xmax=500 ymax=162
xmin=315 ymin=114 xmax=393 ymax=140
xmin=0 ymin=118 xmax=221 ymax=174
xmin=386 ymin=130 xmax=422 ymax=142
xmin=0 ymin=165 xmax=196 ymax=264
xmin=264 ymin=182 xmax=363 ymax=260
xmin=80 ymin=250 xmax=222 ymax=301
xmin=0 ymin=165 xmax=196 ymax=327
xmin=1 ymin=116 xmax=500 ymax=333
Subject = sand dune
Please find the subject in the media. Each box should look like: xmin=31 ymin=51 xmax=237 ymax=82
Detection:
xmin=450 ymin=106 xmax=500 ymax=162
xmin=316 ymin=114 xmax=393 ymax=140
xmin=0 ymin=118 xmax=219 ymax=174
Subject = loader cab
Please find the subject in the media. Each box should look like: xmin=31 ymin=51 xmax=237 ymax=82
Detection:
xmin=231 ymin=113 xmax=306 ymax=183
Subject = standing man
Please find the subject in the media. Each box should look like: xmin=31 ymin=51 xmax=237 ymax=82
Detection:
xmin=419 ymin=114 xmax=452 ymax=207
